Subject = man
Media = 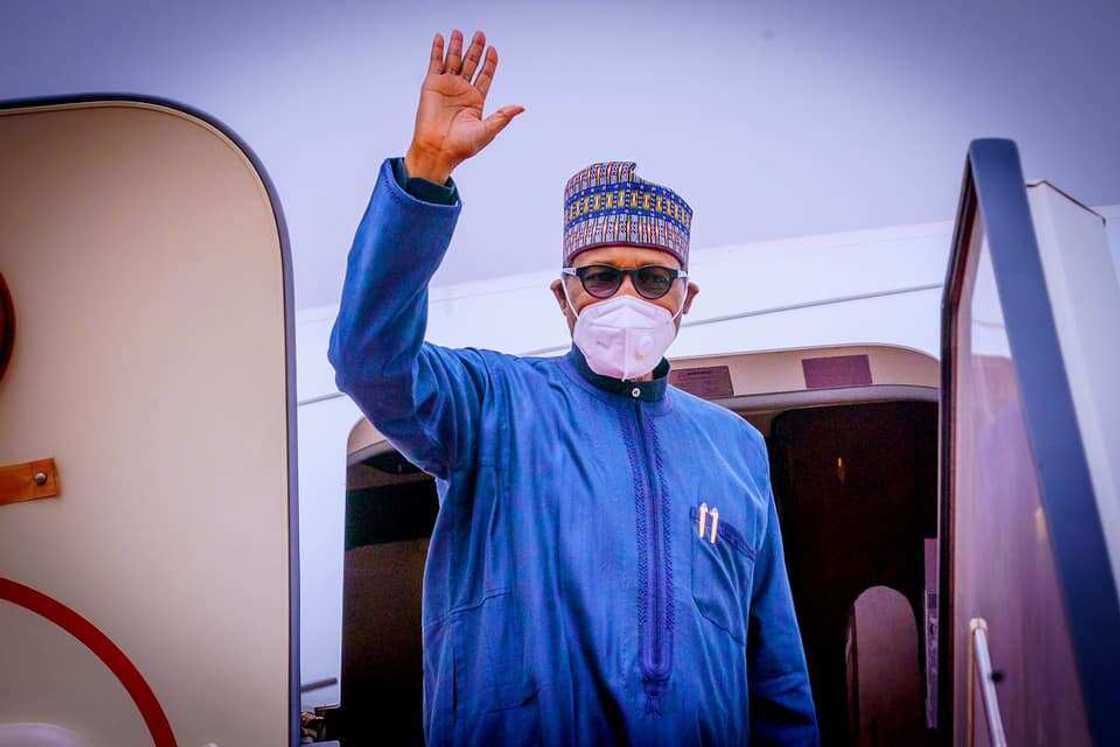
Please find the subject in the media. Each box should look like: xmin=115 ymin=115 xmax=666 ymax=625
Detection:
xmin=328 ymin=28 xmax=818 ymax=746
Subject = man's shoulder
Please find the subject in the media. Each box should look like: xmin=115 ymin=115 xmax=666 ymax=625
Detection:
xmin=449 ymin=345 xmax=566 ymax=379
xmin=669 ymin=384 xmax=764 ymax=444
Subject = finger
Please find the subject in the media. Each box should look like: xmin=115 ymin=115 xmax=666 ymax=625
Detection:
xmin=427 ymin=32 xmax=445 ymax=75
xmin=445 ymin=28 xmax=464 ymax=74
xmin=481 ymin=105 xmax=525 ymax=144
xmin=460 ymin=30 xmax=485 ymax=80
xmin=474 ymin=46 xmax=499 ymax=100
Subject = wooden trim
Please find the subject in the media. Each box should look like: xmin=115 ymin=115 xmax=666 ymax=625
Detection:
xmin=0 ymin=272 xmax=13 ymax=383
xmin=0 ymin=457 xmax=60 ymax=505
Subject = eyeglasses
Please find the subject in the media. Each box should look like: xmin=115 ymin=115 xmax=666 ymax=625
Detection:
xmin=561 ymin=264 xmax=688 ymax=300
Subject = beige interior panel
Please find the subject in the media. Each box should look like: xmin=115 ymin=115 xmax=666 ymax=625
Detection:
xmin=671 ymin=343 xmax=938 ymax=396
xmin=347 ymin=343 xmax=939 ymax=460
xmin=0 ymin=100 xmax=294 ymax=746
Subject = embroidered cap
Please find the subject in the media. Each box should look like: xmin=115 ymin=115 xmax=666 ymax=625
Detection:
xmin=562 ymin=161 xmax=693 ymax=269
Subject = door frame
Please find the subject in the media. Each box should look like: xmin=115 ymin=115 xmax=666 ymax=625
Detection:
xmin=937 ymin=138 xmax=1120 ymax=744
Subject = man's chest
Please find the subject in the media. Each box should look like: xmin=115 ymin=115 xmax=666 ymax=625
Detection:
xmin=496 ymin=402 xmax=767 ymax=567
xmin=481 ymin=398 xmax=768 ymax=659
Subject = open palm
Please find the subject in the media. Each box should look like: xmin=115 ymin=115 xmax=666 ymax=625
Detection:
xmin=407 ymin=30 xmax=524 ymax=181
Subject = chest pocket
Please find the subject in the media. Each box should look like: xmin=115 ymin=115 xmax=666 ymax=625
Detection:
xmin=690 ymin=503 xmax=757 ymax=646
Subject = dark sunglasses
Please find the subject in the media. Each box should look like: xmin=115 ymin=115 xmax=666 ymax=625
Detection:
xmin=561 ymin=264 xmax=688 ymax=300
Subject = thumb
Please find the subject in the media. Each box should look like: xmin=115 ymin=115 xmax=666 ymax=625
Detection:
xmin=481 ymin=105 xmax=525 ymax=144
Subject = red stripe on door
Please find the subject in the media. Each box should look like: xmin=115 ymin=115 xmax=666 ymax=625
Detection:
xmin=0 ymin=577 xmax=177 ymax=747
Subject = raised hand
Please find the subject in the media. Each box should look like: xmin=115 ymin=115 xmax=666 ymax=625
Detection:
xmin=404 ymin=29 xmax=525 ymax=184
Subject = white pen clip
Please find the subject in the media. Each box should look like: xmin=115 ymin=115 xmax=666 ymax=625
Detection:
xmin=709 ymin=507 xmax=719 ymax=544
xmin=698 ymin=502 xmax=708 ymax=538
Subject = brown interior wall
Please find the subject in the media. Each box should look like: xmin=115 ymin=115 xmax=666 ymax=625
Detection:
xmin=337 ymin=471 xmax=438 ymax=745
xmin=338 ymin=538 xmax=431 ymax=746
xmin=768 ymin=401 xmax=938 ymax=746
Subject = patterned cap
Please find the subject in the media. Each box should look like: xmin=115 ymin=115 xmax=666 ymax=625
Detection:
xmin=563 ymin=161 xmax=692 ymax=268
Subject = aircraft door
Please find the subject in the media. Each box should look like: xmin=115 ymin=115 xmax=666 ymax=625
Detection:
xmin=0 ymin=98 xmax=300 ymax=746
xmin=938 ymin=139 xmax=1120 ymax=746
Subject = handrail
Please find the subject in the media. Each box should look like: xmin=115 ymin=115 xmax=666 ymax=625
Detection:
xmin=967 ymin=618 xmax=1008 ymax=747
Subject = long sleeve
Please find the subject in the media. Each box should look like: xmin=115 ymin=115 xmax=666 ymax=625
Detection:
xmin=327 ymin=156 xmax=490 ymax=481
xmin=747 ymin=453 xmax=820 ymax=745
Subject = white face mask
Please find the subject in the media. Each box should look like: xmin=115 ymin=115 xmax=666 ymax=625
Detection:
xmin=562 ymin=285 xmax=683 ymax=380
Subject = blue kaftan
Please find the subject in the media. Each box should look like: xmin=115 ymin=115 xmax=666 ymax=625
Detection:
xmin=328 ymin=157 xmax=818 ymax=746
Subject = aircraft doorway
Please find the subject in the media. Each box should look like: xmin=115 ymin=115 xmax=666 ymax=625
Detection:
xmin=765 ymin=400 xmax=938 ymax=746
xmin=337 ymin=446 xmax=437 ymax=746
xmin=331 ymin=345 xmax=940 ymax=746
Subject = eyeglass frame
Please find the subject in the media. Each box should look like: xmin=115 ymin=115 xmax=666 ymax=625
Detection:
xmin=560 ymin=263 xmax=689 ymax=301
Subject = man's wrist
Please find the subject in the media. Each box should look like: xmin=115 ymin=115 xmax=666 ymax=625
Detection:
xmin=391 ymin=157 xmax=458 ymax=206
xmin=404 ymin=144 xmax=454 ymax=185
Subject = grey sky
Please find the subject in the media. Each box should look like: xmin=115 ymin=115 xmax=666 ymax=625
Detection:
xmin=4 ymin=0 xmax=1118 ymax=310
